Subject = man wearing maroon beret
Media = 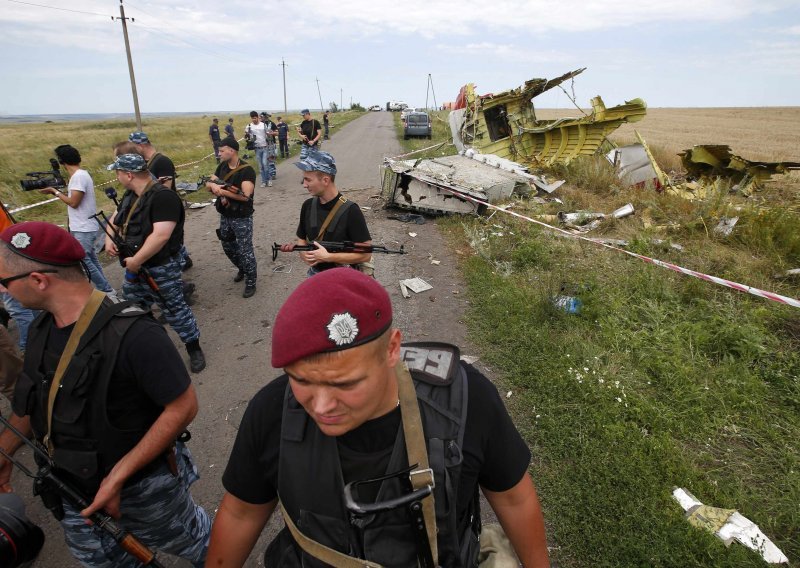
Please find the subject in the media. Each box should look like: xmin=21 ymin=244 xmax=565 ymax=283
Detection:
xmin=207 ymin=268 xmax=549 ymax=567
xmin=0 ymin=221 xmax=210 ymax=566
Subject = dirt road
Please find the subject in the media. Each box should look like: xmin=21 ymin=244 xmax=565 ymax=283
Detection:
xmin=17 ymin=111 xmax=475 ymax=566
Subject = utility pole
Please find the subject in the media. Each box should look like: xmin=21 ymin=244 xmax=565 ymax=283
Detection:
xmin=115 ymin=0 xmax=142 ymax=130
xmin=280 ymin=59 xmax=288 ymax=114
xmin=425 ymin=74 xmax=438 ymax=111
xmin=340 ymin=88 xmax=343 ymax=112
xmin=316 ymin=77 xmax=324 ymax=112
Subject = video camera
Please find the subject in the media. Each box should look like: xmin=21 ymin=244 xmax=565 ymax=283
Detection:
xmin=19 ymin=159 xmax=65 ymax=191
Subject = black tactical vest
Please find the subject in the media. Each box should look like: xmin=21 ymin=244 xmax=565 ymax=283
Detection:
xmin=267 ymin=343 xmax=481 ymax=568
xmin=115 ymin=182 xmax=184 ymax=267
xmin=12 ymin=297 xmax=160 ymax=496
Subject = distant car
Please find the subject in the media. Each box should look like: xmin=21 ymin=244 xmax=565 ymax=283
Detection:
xmin=404 ymin=111 xmax=432 ymax=140
xmin=369 ymin=105 xmax=382 ymax=111
xmin=388 ymin=101 xmax=408 ymax=111
xmin=400 ymin=107 xmax=417 ymax=121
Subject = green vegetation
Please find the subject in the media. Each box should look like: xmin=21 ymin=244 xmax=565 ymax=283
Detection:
xmin=0 ymin=110 xmax=365 ymax=224
xmin=395 ymin=113 xmax=800 ymax=565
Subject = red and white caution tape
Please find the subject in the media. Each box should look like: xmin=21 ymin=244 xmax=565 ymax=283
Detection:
xmin=445 ymin=187 xmax=800 ymax=309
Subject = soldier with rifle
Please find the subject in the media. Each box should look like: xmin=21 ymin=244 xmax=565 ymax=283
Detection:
xmin=0 ymin=221 xmax=210 ymax=567
xmin=207 ymin=268 xmax=550 ymax=567
xmin=279 ymin=150 xmax=375 ymax=277
xmin=106 ymin=153 xmax=206 ymax=373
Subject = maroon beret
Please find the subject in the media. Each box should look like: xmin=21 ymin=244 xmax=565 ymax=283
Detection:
xmin=272 ymin=268 xmax=392 ymax=368
xmin=0 ymin=221 xmax=85 ymax=266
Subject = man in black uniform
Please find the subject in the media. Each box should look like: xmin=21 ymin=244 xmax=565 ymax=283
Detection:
xmin=105 ymin=154 xmax=206 ymax=373
xmin=279 ymin=150 xmax=372 ymax=277
xmin=128 ymin=131 xmax=194 ymax=271
xmin=276 ymin=116 xmax=290 ymax=158
xmin=206 ymin=268 xmax=550 ymax=567
xmin=0 ymin=222 xmax=210 ymax=566
xmin=296 ymin=109 xmax=322 ymax=159
xmin=205 ymin=137 xmax=258 ymax=298
xmin=209 ymin=118 xmax=221 ymax=163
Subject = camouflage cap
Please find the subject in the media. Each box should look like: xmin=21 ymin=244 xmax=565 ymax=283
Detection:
xmin=128 ymin=131 xmax=150 ymax=144
xmin=106 ymin=153 xmax=147 ymax=172
xmin=295 ymin=150 xmax=337 ymax=176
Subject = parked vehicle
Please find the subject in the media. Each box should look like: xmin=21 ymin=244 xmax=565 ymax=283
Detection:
xmin=400 ymin=107 xmax=417 ymax=121
xmin=369 ymin=105 xmax=382 ymax=111
xmin=387 ymin=101 xmax=409 ymax=111
xmin=404 ymin=111 xmax=432 ymax=139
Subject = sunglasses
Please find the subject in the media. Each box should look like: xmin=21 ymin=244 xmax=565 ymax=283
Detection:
xmin=0 ymin=269 xmax=58 ymax=288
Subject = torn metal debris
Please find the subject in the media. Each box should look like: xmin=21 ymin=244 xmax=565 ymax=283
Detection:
xmin=606 ymin=131 xmax=670 ymax=189
xmin=449 ymin=68 xmax=647 ymax=166
xmin=672 ymin=487 xmax=788 ymax=564
xmin=381 ymin=152 xmax=560 ymax=215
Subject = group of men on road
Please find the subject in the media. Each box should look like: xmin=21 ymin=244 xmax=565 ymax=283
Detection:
xmin=0 ymin=113 xmax=550 ymax=567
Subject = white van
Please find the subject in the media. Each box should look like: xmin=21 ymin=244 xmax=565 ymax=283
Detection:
xmin=388 ymin=101 xmax=408 ymax=111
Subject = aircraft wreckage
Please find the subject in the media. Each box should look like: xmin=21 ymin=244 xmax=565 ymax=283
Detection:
xmin=382 ymin=68 xmax=644 ymax=214
xmin=449 ymin=68 xmax=647 ymax=165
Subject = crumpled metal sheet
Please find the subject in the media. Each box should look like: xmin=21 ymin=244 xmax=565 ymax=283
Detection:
xmin=680 ymin=145 xmax=800 ymax=194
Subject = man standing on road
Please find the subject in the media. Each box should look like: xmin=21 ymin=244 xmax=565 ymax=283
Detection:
xmin=206 ymin=137 xmax=258 ymax=298
xmin=209 ymin=118 xmax=221 ymax=163
xmin=245 ymin=111 xmax=272 ymax=187
xmin=279 ymin=151 xmax=372 ymax=277
xmin=323 ymin=110 xmax=330 ymax=140
xmin=297 ymin=109 xmax=322 ymax=159
xmin=0 ymin=221 xmax=211 ymax=567
xmin=225 ymin=117 xmax=235 ymax=139
xmin=205 ymin=268 xmax=550 ymax=567
xmin=128 ymin=131 xmax=195 ymax=272
xmin=260 ymin=112 xmax=278 ymax=182
xmin=276 ymin=116 xmax=290 ymax=158
xmin=39 ymin=144 xmax=114 ymax=294
xmin=106 ymin=154 xmax=207 ymax=373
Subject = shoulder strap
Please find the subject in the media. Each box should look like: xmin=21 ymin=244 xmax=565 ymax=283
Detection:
xmin=44 ymin=290 xmax=106 ymax=454
xmin=146 ymin=152 xmax=161 ymax=170
xmin=222 ymin=163 xmax=250 ymax=182
xmin=315 ymin=195 xmax=348 ymax=241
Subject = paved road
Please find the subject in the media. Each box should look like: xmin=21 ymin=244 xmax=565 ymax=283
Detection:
xmin=12 ymin=110 xmax=476 ymax=566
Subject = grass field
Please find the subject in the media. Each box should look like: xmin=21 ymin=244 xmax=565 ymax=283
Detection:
xmin=0 ymin=110 xmax=365 ymax=224
xmin=397 ymin=107 xmax=800 ymax=566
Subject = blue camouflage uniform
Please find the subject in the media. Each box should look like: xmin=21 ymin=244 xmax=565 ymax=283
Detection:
xmin=60 ymin=443 xmax=210 ymax=567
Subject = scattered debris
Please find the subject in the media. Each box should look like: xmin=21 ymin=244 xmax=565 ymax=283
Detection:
xmin=400 ymin=277 xmax=433 ymax=294
xmin=679 ymin=145 xmax=800 ymax=196
xmin=773 ymin=268 xmax=800 ymax=279
xmin=176 ymin=181 xmax=201 ymax=192
xmin=428 ymin=253 xmax=441 ymax=265
xmin=272 ymin=264 xmax=292 ymax=274
xmin=605 ymin=131 xmax=670 ymax=189
xmin=188 ymin=201 xmax=213 ymax=209
xmin=557 ymin=203 xmax=635 ymax=233
xmin=387 ymin=212 xmax=427 ymax=224
xmin=460 ymin=355 xmax=479 ymax=365
xmin=672 ymin=487 xmax=788 ymax=564
xmin=449 ymin=68 xmax=646 ymax=166
xmin=382 ymin=153 xmax=542 ymax=215
xmin=713 ymin=217 xmax=739 ymax=237
xmin=506 ymin=391 xmax=513 ymax=399
xmin=409 ymin=232 xmax=417 ymax=238
xmin=399 ymin=280 xmax=410 ymax=299
xmin=553 ymin=295 xmax=582 ymax=314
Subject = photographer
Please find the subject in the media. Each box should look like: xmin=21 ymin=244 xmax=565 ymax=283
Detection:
xmin=40 ymin=145 xmax=114 ymax=294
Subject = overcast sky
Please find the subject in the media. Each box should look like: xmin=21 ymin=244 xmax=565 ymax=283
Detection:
xmin=1 ymin=0 xmax=798 ymax=115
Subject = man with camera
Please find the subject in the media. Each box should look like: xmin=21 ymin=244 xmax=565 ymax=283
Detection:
xmin=245 ymin=111 xmax=273 ymax=188
xmin=106 ymin=153 xmax=207 ymax=373
xmin=39 ymin=145 xmax=114 ymax=294
xmin=0 ymin=221 xmax=210 ymax=567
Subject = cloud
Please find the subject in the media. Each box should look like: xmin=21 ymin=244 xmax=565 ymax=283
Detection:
xmin=435 ymin=41 xmax=572 ymax=64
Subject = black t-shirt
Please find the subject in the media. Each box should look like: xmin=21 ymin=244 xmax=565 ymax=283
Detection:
xmin=213 ymin=160 xmax=257 ymax=217
xmin=147 ymin=153 xmax=176 ymax=190
xmin=300 ymin=119 xmax=321 ymax=143
xmin=41 ymin=316 xmax=190 ymax=430
xmin=296 ymin=194 xmax=371 ymax=271
xmin=222 ymin=364 xmax=531 ymax=525
xmin=149 ymin=189 xmax=183 ymax=224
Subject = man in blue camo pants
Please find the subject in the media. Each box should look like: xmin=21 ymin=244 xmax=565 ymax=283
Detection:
xmin=106 ymin=153 xmax=206 ymax=373
xmin=0 ymin=221 xmax=210 ymax=568
xmin=207 ymin=137 xmax=258 ymax=298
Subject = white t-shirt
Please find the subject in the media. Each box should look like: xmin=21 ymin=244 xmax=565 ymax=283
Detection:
xmin=246 ymin=122 xmax=269 ymax=147
xmin=67 ymin=168 xmax=99 ymax=232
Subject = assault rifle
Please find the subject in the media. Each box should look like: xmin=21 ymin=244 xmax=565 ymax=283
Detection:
xmin=271 ymin=241 xmax=406 ymax=262
xmin=90 ymin=211 xmax=172 ymax=313
xmin=0 ymin=412 xmax=167 ymax=567
xmin=197 ymin=175 xmax=253 ymax=201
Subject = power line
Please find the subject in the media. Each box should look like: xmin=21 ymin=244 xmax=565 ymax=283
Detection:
xmin=4 ymin=0 xmax=112 ymax=18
